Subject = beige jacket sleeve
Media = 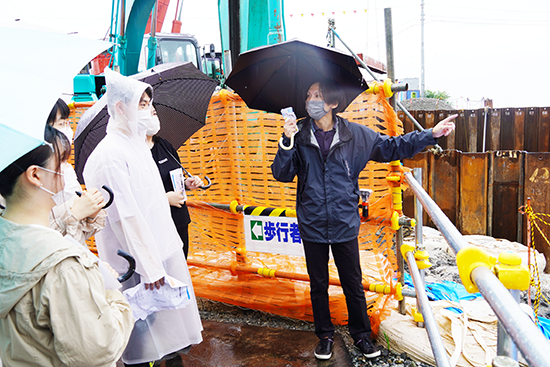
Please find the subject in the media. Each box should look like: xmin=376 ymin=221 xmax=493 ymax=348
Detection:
xmin=37 ymin=256 xmax=134 ymax=367
xmin=50 ymin=202 xmax=106 ymax=244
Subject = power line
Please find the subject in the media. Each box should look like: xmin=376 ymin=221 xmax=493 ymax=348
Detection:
xmin=425 ymin=2 xmax=550 ymax=15
xmin=428 ymin=17 xmax=550 ymax=27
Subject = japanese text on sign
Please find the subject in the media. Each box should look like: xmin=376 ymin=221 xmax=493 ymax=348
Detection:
xmin=244 ymin=215 xmax=303 ymax=257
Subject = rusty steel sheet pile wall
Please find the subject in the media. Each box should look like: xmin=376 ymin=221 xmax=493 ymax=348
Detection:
xmin=399 ymin=107 xmax=550 ymax=153
xmin=403 ymin=150 xmax=550 ymax=272
xmin=524 ymin=153 xmax=550 ymax=270
xmin=177 ymin=88 xmax=405 ymax=331
xmin=400 ymin=107 xmax=550 ymax=271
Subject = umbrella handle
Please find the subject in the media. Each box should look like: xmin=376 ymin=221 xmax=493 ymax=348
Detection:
xmin=116 ymin=249 xmax=136 ymax=283
xmin=200 ymin=176 xmax=212 ymax=190
xmin=101 ymin=185 xmax=114 ymax=208
xmin=75 ymin=185 xmax=114 ymax=209
xmin=279 ymin=130 xmax=297 ymax=150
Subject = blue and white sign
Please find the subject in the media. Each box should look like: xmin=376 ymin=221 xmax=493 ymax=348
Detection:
xmin=243 ymin=215 xmax=304 ymax=257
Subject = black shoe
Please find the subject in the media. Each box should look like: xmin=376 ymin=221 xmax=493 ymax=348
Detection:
xmin=314 ymin=338 xmax=334 ymax=360
xmin=355 ymin=338 xmax=381 ymax=358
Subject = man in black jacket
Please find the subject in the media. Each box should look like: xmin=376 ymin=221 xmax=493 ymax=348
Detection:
xmin=271 ymin=80 xmax=456 ymax=360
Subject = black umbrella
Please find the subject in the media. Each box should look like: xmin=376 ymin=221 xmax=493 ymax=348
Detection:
xmin=74 ymin=62 xmax=219 ymax=182
xmin=225 ymin=39 xmax=367 ymax=119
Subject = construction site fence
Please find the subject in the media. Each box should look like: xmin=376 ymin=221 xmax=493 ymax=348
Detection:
xmin=402 ymin=150 xmax=550 ymax=272
xmin=68 ymin=87 xmax=410 ymax=334
xmin=404 ymin=172 xmax=550 ymax=367
xmin=399 ymin=107 xmax=550 ymax=153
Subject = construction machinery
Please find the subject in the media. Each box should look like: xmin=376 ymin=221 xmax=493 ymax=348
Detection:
xmin=73 ymin=0 xmax=286 ymax=101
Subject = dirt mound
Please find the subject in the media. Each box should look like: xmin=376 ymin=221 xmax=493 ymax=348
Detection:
xmin=399 ymin=98 xmax=455 ymax=111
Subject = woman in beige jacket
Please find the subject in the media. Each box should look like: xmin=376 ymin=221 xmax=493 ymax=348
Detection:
xmin=46 ymin=98 xmax=107 ymax=245
xmin=0 ymin=125 xmax=134 ymax=367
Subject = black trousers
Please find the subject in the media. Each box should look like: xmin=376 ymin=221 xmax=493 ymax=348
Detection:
xmin=302 ymin=237 xmax=372 ymax=342
xmin=176 ymin=225 xmax=189 ymax=259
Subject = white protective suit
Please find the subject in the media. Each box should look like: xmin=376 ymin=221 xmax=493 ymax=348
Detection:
xmin=83 ymin=68 xmax=202 ymax=364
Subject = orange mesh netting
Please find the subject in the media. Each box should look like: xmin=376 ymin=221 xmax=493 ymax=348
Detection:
xmin=178 ymin=83 xmax=405 ymax=335
xmin=69 ymin=83 xmax=406 ymax=335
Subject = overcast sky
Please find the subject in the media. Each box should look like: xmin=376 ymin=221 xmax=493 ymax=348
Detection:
xmin=2 ymin=0 xmax=549 ymax=109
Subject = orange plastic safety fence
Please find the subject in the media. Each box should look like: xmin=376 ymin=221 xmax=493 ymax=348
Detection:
xmin=69 ymin=85 xmax=405 ymax=334
xmin=178 ymin=86 xmax=403 ymax=334
xmin=67 ymin=104 xmax=89 ymax=167
xmin=186 ymin=201 xmax=396 ymax=329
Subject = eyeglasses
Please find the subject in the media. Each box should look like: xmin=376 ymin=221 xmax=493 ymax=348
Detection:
xmin=53 ymin=119 xmax=69 ymax=129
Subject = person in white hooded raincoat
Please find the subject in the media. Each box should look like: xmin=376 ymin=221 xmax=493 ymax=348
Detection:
xmin=83 ymin=68 xmax=203 ymax=366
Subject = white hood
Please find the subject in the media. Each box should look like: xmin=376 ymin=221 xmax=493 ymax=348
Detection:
xmin=104 ymin=67 xmax=151 ymax=140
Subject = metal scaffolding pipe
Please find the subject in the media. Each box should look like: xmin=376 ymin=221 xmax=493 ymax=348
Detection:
xmin=413 ymin=168 xmax=424 ymax=251
xmin=391 ymin=83 xmax=409 ymax=93
xmin=413 ymin=167 xmax=426 ymax=328
xmin=403 ymin=172 xmax=468 ymax=255
xmin=403 ymin=172 xmax=550 ymax=366
xmin=497 ymin=290 xmax=519 ymax=360
xmin=396 ymin=227 xmax=406 ymax=315
xmin=187 ymin=258 xmax=416 ymax=298
xmin=384 ymin=8 xmax=395 ymax=110
xmin=405 ymin=251 xmax=450 ymax=367
xmin=472 ymin=266 xmax=549 ymax=367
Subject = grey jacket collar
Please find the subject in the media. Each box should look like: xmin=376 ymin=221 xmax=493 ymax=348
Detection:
xmin=296 ymin=115 xmax=353 ymax=148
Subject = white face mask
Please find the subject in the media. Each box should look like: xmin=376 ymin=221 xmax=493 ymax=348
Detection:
xmin=53 ymin=164 xmax=81 ymax=204
xmin=59 ymin=126 xmax=74 ymax=142
xmin=146 ymin=115 xmax=160 ymax=136
xmin=137 ymin=108 xmax=152 ymax=131
xmin=36 ymin=166 xmax=65 ymax=205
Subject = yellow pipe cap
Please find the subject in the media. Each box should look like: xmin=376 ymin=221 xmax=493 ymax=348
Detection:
xmin=494 ymin=252 xmax=530 ymax=290
xmin=456 ymin=245 xmax=497 ymax=293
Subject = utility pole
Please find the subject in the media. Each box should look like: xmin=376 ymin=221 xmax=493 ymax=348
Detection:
xmin=420 ymin=0 xmax=425 ymax=98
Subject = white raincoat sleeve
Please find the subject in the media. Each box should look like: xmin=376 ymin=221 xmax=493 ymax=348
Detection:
xmin=38 ymin=256 xmax=134 ymax=367
xmin=87 ymin=148 xmax=167 ymax=284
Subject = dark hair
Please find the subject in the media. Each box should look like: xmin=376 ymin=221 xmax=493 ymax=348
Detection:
xmin=318 ymin=80 xmax=347 ymax=117
xmin=47 ymin=98 xmax=70 ymax=126
xmin=144 ymin=86 xmax=153 ymax=99
xmin=0 ymin=125 xmax=67 ymax=199
xmin=44 ymin=124 xmax=71 ymax=164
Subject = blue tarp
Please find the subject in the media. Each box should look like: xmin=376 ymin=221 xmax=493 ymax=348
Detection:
xmin=404 ymin=273 xmax=482 ymax=303
xmin=538 ymin=316 xmax=550 ymax=339
xmin=403 ymin=273 xmax=550 ymax=339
